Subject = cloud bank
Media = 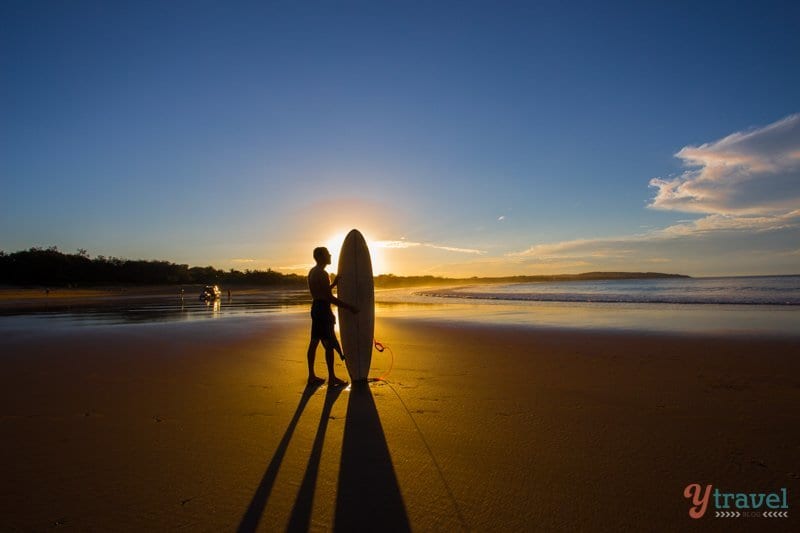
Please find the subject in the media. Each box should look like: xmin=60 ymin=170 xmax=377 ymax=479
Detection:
xmin=649 ymin=113 xmax=800 ymax=216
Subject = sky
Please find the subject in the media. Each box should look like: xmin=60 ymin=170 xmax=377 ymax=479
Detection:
xmin=2 ymin=0 xmax=799 ymax=277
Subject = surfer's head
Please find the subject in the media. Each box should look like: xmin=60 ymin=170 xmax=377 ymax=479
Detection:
xmin=313 ymin=247 xmax=331 ymax=265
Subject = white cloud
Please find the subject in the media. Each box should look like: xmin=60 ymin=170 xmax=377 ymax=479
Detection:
xmin=231 ymin=258 xmax=256 ymax=264
xmin=509 ymin=238 xmax=641 ymax=259
xmin=375 ymin=240 xmax=420 ymax=249
xmin=277 ymin=263 xmax=313 ymax=271
xmin=434 ymin=245 xmax=486 ymax=255
xmin=374 ymin=240 xmax=485 ymax=255
xmin=656 ymin=210 xmax=800 ymax=237
xmin=649 ymin=113 xmax=800 ymax=216
xmin=510 ymin=209 xmax=800 ymax=262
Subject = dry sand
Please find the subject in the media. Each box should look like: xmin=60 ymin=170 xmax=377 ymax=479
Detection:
xmin=1 ymin=314 xmax=798 ymax=531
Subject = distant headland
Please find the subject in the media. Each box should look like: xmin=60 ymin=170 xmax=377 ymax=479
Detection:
xmin=373 ymin=272 xmax=690 ymax=288
xmin=0 ymin=247 xmax=689 ymax=288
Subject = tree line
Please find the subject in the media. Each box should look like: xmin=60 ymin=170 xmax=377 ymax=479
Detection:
xmin=0 ymin=247 xmax=306 ymax=287
xmin=0 ymin=247 xmax=688 ymax=288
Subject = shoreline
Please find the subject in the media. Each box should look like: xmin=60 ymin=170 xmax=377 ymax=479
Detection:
xmin=2 ymin=293 xmax=799 ymax=339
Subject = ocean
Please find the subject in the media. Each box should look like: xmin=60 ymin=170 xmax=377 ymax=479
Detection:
xmin=418 ymin=275 xmax=800 ymax=306
xmin=371 ymin=275 xmax=800 ymax=336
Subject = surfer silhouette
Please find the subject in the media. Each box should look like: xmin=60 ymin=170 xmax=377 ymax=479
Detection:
xmin=307 ymin=247 xmax=358 ymax=388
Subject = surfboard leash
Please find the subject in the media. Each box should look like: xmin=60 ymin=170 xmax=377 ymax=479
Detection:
xmin=369 ymin=338 xmax=469 ymax=531
xmin=372 ymin=338 xmax=395 ymax=382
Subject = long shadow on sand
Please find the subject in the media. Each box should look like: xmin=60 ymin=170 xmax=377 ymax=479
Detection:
xmin=237 ymin=383 xmax=322 ymax=533
xmin=237 ymin=382 xmax=409 ymax=532
xmin=334 ymin=382 xmax=410 ymax=531
xmin=286 ymin=385 xmax=343 ymax=531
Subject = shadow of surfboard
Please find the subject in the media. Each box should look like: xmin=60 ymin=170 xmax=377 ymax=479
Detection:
xmin=335 ymin=383 xmax=410 ymax=532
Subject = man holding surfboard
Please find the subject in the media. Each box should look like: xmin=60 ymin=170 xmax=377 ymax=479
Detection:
xmin=307 ymin=246 xmax=358 ymax=387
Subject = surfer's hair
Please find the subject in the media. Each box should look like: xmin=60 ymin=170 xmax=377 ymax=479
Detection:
xmin=313 ymin=247 xmax=329 ymax=262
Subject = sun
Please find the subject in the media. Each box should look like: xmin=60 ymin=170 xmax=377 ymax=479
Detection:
xmin=325 ymin=230 xmax=386 ymax=275
xmin=325 ymin=232 xmax=347 ymax=269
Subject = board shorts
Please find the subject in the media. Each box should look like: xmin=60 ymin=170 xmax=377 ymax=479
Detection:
xmin=310 ymin=300 xmax=340 ymax=349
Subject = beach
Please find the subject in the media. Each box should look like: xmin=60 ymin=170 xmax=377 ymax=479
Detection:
xmin=1 ymin=305 xmax=798 ymax=531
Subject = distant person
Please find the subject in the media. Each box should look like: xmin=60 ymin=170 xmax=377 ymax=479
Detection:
xmin=307 ymin=246 xmax=357 ymax=387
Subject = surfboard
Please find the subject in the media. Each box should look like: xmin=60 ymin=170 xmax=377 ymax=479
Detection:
xmin=336 ymin=229 xmax=375 ymax=382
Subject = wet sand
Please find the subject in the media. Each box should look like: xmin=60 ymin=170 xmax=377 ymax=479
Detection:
xmin=1 ymin=314 xmax=798 ymax=531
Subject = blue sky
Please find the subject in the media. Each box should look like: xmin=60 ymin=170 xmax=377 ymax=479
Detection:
xmin=2 ymin=1 xmax=799 ymax=276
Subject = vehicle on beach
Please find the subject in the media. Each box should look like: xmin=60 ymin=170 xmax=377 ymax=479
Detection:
xmin=199 ymin=285 xmax=222 ymax=301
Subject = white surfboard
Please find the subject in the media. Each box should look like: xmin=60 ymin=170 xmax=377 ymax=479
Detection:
xmin=336 ymin=229 xmax=375 ymax=382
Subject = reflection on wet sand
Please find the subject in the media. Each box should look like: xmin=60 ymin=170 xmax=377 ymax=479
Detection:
xmin=0 ymin=289 xmax=311 ymax=327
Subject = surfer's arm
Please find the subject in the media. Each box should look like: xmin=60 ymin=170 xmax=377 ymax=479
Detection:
xmin=328 ymin=282 xmax=358 ymax=313
xmin=326 ymin=285 xmax=359 ymax=313
xmin=327 ymin=290 xmax=359 ymax=313
xmin=311 ymin=270 xmax=358 ymax=312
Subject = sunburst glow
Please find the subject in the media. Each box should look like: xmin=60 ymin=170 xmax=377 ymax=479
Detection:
xmin=325 ymin=230 xmax=386 ymax=275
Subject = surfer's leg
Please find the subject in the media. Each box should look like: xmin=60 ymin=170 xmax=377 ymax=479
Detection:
xmin=324 ymin=345 xmax=347 ymax=387
xmin=331 ymin=337 xmax=345 ymax=360
xmin=324 ymin=345 xmax=335 ymax=378
xmin=325 ymin=315 xmax=345 ymax=360
xmin=307 ymin=338 xmax=323 ymax=383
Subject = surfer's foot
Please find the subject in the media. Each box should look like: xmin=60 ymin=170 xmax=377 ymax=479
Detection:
xmin=330 ymin=377 xmax=348 ymax=388
xmin=306 ymin=376 xmax=325 ymax=388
